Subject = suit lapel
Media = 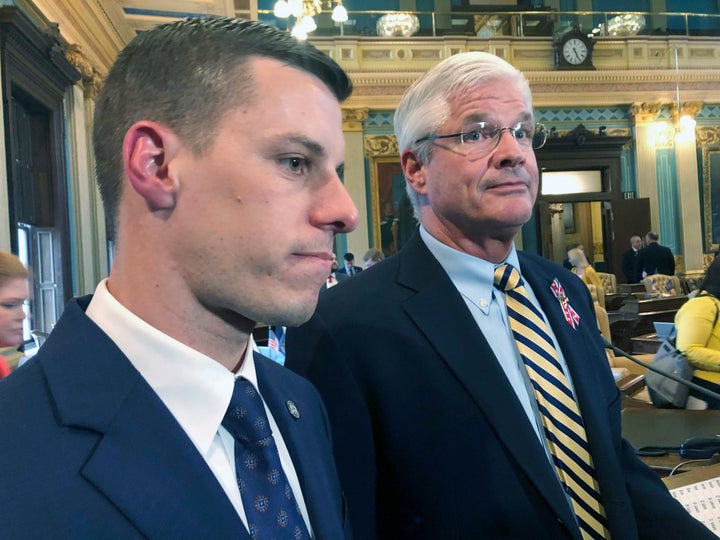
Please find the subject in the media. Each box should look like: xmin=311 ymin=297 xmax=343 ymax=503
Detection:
xmin=396 ymin=235 xmax=579 ymax=533
xmin=41 ymin=299 xmax=246 ymax=540
xmin=255 ymin=355 xmax=345 ymax=539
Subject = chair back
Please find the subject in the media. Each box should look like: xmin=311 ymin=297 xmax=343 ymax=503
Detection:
xmin=641 ymin=274 xmax=681 ymax=296
xmin=596 ymin=272 xmax=617 ymax=294
xmin=586 ymin=283 xmax=605 ymax=309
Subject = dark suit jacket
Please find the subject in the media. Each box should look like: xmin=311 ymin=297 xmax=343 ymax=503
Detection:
xmin=337 ymin=265 xmax=363 ymax=277
xmin=286 ymin=231 xmax=713 ymax=540
xmin=0 ymin=296 xmax=349 ymax=540
xmin=635 ymin=242 xmax=675 ymax=278
xmin=621 ymin=248 xmax=640 ymax=283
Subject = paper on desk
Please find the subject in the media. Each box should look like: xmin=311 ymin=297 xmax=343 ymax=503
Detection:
xmin=670 ymin=477 xmax=720 ymax=536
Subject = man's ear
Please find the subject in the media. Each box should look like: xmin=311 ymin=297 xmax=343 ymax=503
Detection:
xmin=401 ymin=148 xmax=428 ymax=196
xmin=123 ymin=121 xmax=181 ymax=212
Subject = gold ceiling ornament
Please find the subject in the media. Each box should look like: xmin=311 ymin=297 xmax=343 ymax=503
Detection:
xmin=274 ymin=0 xmax=348 ymax=40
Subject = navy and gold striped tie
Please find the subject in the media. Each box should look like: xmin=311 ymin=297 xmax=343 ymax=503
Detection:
xmin=494 ymin=264 xmax=610 ymax=540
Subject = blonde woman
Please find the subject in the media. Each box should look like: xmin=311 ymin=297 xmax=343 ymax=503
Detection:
xmin=567 ymin=247 xmax=604 ymax=291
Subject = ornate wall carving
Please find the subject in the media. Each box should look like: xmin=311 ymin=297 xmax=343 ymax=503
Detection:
xmin=364 ymin=134 xmax=398 ymax=157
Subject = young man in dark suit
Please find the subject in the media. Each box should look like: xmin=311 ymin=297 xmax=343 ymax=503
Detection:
xmin=337 ymin=252 xmax=363 ymax=276
xmin=286 ymin=52 xmax=714 ymax=539
xmin=0 ymin=17 xmax=357 ymax=539
xmin=621 ymin=234 xmax=643 ymax=283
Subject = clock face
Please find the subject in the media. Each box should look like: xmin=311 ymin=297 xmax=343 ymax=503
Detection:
xmin=562 ymin=38 xmax=588 ymax=65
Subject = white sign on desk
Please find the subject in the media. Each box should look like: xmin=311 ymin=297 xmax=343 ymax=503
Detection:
xmin=670 ymin=477 xmax=720 ymax=536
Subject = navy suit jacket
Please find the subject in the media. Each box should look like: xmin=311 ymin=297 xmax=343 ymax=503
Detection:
xmin=286 ymin=231 xmax=713 ymax=540
xmin=621 ymin=248 xmax=640 ymax=283
xmin=635 ymin=242 xmax=675 ymax=277
xmin=336 ymin=266 xmax=363 ymax=277
xmin=0 ymin=296 xmax=349 ymax=539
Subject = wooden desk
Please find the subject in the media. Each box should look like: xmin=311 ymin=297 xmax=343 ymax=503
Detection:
xmin=619 ymin=283 xmax=647 ymax=295
xmin=640 ymin=452 xmax=717 ymax=478
xmin=605 ymin=293 xmax=632 ymax=312
xmin=622 ymin=407 xmax=720 ymax=476
xmin=663 ymin=461 xmax=720 ymax=489
xmin=609 ymin=295 xmax=687 ymax=352
xmin=630 ymin=333 xmax=663 ymax=354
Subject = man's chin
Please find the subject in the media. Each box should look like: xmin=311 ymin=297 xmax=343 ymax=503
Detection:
xmin=263 ymin=296 xmax=319 ymax=328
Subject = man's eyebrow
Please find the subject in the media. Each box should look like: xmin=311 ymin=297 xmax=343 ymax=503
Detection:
xmin=283 ymin=135 xmax=326 ymax=157
xmin=461 ymin=111 xmax=534 ymax=125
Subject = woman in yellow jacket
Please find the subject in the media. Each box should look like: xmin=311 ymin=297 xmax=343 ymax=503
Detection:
xmin=567 ymin=247 xmax=604 ymax=292
xmin=675 ymin=257 xmax=720 ymax=408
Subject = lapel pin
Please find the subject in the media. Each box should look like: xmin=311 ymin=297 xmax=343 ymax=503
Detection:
xmin=286 ymin=400 xmax=300 ymax=419
xmin=550 ymin=278 xmax=580 ymax=329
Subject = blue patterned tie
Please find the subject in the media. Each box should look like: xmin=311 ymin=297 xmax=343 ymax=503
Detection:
xmin=494 ymin=264 xmax=609 ymax=540
xmin=222 ymin=378 xmax=309 ymax=540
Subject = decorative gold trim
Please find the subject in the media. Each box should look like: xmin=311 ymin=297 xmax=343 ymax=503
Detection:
xmin=364 ymin=134 xmax=399 ymax=157
xmin=670 ymin=101 xmax=703 ymax=123
xmin=700 ymin=131 xmax=720 ymax=251
xmin=342 ymin=107 xmax=369 ymax=132
xmin=697 ymin=126 xmax=720 ymax=147
xmin=368 ymin=156 xmax=402 ymax=249
xmin=629 ymin=102 xmax=662 ymax=124
xmin=65 ymin=43 xmax=104 ymax=99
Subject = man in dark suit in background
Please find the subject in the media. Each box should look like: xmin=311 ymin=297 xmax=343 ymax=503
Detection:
xmin=621 ymin=234 xmax=643 ymax=283
xmin=286 ymin=52 xmax=713 ymax=539
xmin=323 ymin=252 xmax=348 ymax=290
xmin=636 ymin=230 xmax=675 ymax=279
xmin=337 ymin=252 xmax=363 ymax=276
xmin=0 ymin=17 xmax=357 ymax=539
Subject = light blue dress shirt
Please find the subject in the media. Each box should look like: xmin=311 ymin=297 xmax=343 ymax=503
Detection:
xmin=419 ymin=226 xmax=580 ymax=447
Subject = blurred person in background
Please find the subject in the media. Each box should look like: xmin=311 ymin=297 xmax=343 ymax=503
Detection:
xmin=0 ymin=251 xmax=30 ymax=378
xmin=567 ymin=247 xmax=603 ymax=292
xmin=362 ymin=248 xmax=385 ymax=268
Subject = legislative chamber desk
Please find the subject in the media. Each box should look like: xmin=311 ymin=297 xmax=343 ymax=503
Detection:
xmin=609 ymin=294 xmax=688 ymax=352
xmin=630 ymin=333 xmax=664 ymax=355
xmin=621 ymin=404 xmax=720 ymax=477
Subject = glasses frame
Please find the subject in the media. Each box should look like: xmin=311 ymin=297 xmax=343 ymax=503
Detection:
xmin=414 ymin=122 xmax=548 ymax=157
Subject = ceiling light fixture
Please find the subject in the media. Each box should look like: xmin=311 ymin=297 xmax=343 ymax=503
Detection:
xmin=274 ymin=0 xmax=348 ymax=40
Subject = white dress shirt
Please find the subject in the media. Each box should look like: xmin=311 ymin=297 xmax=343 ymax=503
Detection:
xmin=85 ymin=279 xmax=313 ymax=537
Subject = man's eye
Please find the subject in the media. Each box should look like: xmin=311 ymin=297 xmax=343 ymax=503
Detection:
xmin=282 ymin=157 xmax=309 ymax=175
xmin=0 ymin=302 xmax=20 ymax=310
xmin=516 ymin=126 xmax=533 ymax=140
xmin=463 ymin=130 xmax=483 ymax=142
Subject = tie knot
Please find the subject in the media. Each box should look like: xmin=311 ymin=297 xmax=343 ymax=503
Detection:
xmin=493 ymin=264 xmax=523 ymax=292
xmin=222 ymin=378 xmax=273 ymax=445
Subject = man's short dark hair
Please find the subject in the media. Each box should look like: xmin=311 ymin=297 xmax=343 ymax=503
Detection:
xmin=93 ymin=16 xmax=352 ymax=237
xmin=646 ymin=231 xmax=659 ymax=242
xmin=343 ymin=253 xmax=355 ymax=262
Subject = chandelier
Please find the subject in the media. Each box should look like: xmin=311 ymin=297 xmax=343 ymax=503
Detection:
xmin=273 ymin=0 xmax=349 ymax=40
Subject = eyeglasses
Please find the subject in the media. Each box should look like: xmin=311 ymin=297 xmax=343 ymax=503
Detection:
xmin=415 ymin=122 xmax=548 ymax=157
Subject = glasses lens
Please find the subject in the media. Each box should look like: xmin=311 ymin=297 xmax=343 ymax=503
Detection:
xmin=532 ymin=124 xmax=548 ymax=150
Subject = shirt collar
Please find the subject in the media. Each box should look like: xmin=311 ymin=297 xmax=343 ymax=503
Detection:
xmin=86 ymin=279 xmax=253 ymax=457
xmin=419 ymin=226 xmax=520 ymax=313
